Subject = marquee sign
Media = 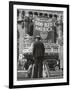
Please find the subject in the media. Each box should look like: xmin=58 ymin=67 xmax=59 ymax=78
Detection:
xmin=34 ymin=18 xmax=54 ymax=32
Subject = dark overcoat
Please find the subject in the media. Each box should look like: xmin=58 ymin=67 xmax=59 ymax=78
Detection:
xmin=33 ymin=41 xmax=45 ymax=59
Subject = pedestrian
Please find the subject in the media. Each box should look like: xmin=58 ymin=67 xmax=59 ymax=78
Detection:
xmin=32 ymin=35 xmax=45 ymax=78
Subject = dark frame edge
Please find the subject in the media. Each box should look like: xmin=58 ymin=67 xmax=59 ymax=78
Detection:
xmin=9 ymin=1 xmax=13 ymax=89
xmin=9 ymin=1 xmax=69 ymax=8
xmin=11 ymin=82 xmax=69 ymax=89
xmin=67 ymin=5 xmax=69 ymax=85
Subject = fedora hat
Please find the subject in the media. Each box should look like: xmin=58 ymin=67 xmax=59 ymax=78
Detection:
xmin=35 ymin=35 xmax=41 ymax=40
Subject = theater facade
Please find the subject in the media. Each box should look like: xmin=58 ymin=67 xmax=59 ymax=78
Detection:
xmin=17 ymin=9 xmax=63 ymax=79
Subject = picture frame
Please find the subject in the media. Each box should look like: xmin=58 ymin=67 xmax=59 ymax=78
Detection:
xmin=9 ymin=1 xmax=69 ymax=88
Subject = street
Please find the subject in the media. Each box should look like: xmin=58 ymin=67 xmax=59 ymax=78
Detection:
xmin=17 ymin=69 xmax=63 ymax=80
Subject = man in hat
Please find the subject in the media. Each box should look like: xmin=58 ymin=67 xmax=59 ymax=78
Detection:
xmin=33 ymin=35 xmax=45 ymax=78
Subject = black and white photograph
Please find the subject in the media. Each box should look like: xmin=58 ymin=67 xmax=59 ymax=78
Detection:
xmin=9 ymin=1 xmax=69 ymax=88
xmin=17 ymin=9 xmax=63 ymax=80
